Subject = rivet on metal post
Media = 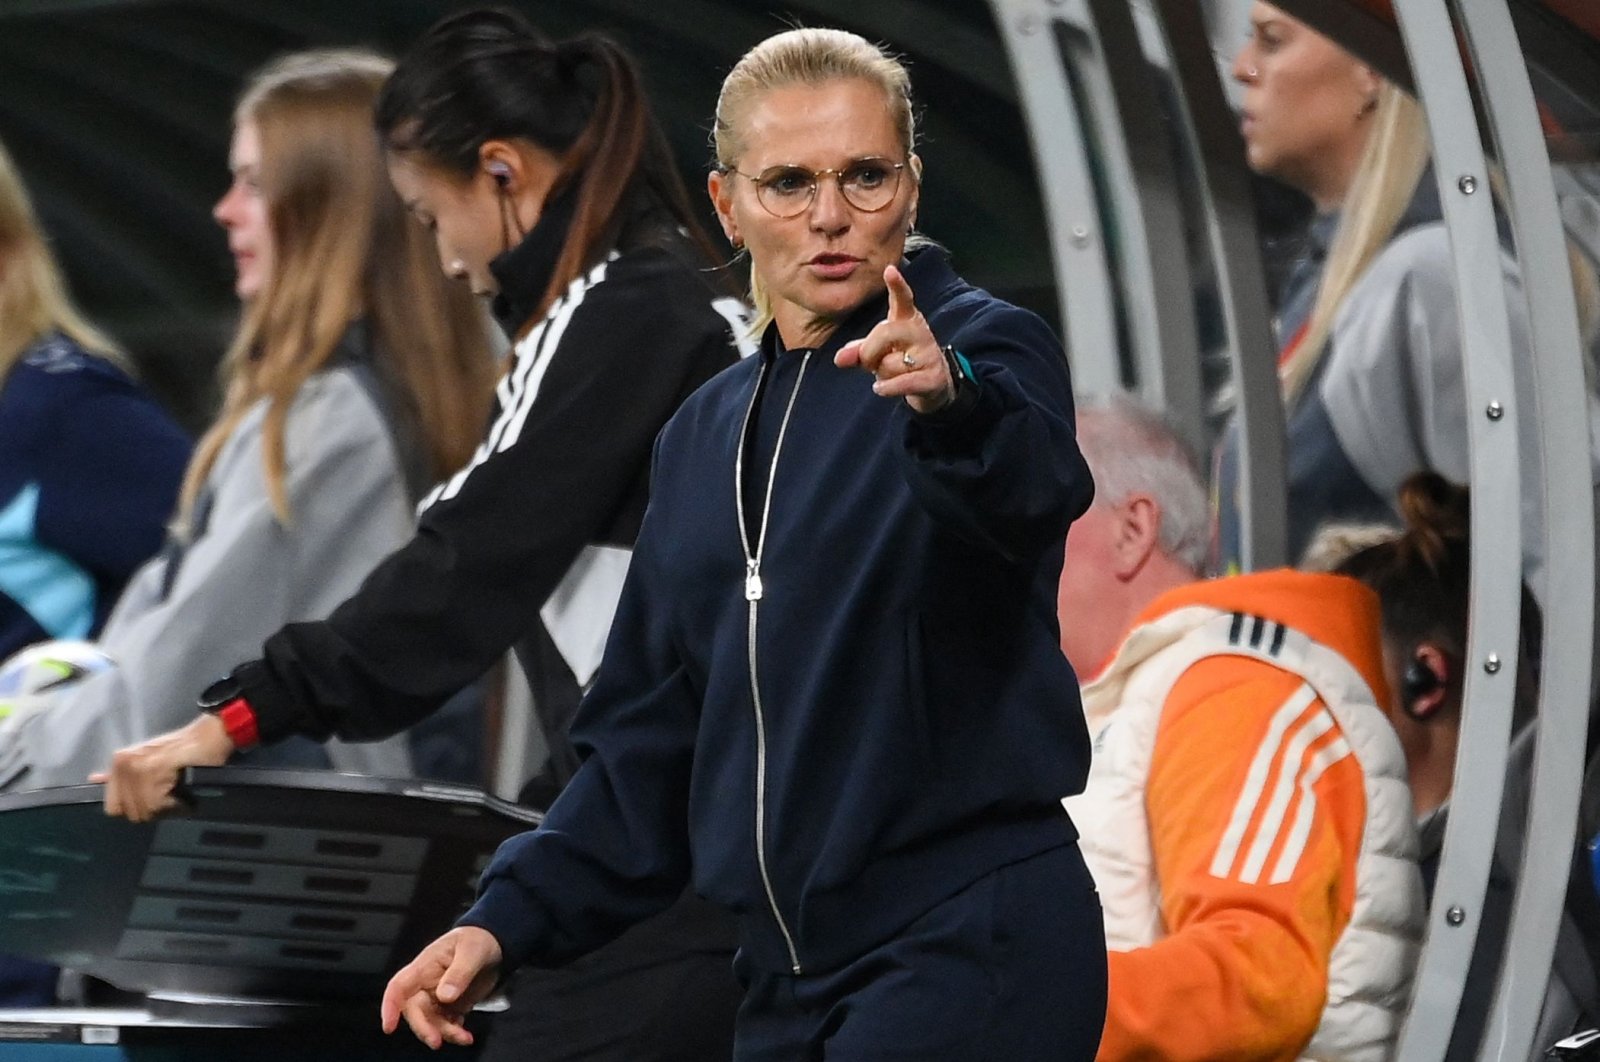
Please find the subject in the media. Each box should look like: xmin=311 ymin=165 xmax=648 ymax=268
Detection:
xmin=1486 ymin=401 xmax=1504 ymax=421
xmin=1458 ymin=175 xmax=1479 ymax=195
xmin=1484 ymin=654 xmax=1502 ymax=675
xmin=1070 ymin=226 xmax=1091 ymax=249
xmin=1446 ymin=906 xmax=1467 ymax=927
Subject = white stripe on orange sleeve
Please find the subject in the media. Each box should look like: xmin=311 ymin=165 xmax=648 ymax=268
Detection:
xmin=1267 ymin=735 xmax=1353 ymax=884
xmin=1238 ymin=708 xmax=1336 ymax=884
xmin=1210 ymin=683 xmax=1317 ymax=879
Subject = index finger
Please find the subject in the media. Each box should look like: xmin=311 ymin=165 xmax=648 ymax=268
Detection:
xmin=884 ymin=264 xmax=916 ymax=321
xmin=381 ymin=965 xmax=424 ymax=1033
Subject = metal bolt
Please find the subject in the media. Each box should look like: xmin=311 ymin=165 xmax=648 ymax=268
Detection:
xmin=1486 ymin=401 xmax=1504 ymax=421
xmin=1484 ymin=654 xmax=1502 ymax=675
xmin=1018 ymin=14 xmax=1040 ymax=34
xmin=1446 ymin=905 xmax=1466 ymax=927
xmin=1459 ymin=175 xmax=1479 ymax=195
xmin=1070 ymin=225 xmax=1092 ymax=248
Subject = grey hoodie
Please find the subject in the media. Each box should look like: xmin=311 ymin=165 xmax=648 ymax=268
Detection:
xmin=0 ymin=363 xmax=415 ymax=790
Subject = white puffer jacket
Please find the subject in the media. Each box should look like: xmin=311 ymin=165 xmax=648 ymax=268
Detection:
xmin=1066 ymin=583 xmax=1425 ymax=1061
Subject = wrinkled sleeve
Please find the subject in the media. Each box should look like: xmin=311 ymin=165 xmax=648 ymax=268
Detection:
xmin=897 ymin=301 xmax=1092 ymax=563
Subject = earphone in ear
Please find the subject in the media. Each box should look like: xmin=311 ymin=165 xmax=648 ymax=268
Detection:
xmin=488 ymin=163 xmax=511 ymax=187
xmin=1401 ymin=655 xmax=1444 ymax=719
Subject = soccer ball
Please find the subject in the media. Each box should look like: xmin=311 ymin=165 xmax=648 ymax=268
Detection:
xmin=0 ymin=640 xmax=115 ymax=721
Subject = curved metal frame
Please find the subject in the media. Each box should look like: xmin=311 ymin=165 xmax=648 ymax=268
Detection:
xmin=991 ymin=0 xmax=1124 ymax=395
xmin=1450 ymin=0 xmax=1597 ymax=1057
xmin=1145 ymin=0 xmax=1289 ymax=571
xmin=992 ymin=0 xmax=1211 ymax=460
xmin=1355 ymin=0 xmax=1527 ymax=1056
xmin=1064 ymin=0 xmax=1207 ymax=456
xmin=991 ymin=0 xmax=1287 ymax=567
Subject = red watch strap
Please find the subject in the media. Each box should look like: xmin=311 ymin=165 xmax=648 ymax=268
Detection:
xmin=215 ymin=698 xmax=260 ymax=750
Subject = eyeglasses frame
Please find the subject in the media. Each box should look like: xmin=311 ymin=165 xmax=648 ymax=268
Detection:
xmin=724 ymin=157 xmax=911 ymax=219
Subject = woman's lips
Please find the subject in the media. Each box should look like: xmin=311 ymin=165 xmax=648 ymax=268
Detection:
xmin=807 ymin=254 xmax=862 ymax=280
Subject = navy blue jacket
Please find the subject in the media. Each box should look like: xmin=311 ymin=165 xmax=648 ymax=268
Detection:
xmin=0 ymin=334 xmax=190 ymax=659
xmin=460 ymin=248 xmax=1094 ymax=976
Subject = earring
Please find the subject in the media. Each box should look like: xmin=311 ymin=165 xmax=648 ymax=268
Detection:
xmin=1245 ymin=66 xmax=1258 ymax=80
xmin=730 ymin=235 xmax=744 ymax=251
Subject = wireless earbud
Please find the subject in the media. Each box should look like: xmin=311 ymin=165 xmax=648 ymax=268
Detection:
xmin=1401 ymin=655 xmax=1444 ymax=719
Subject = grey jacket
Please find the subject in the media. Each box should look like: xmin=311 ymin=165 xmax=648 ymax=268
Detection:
xmin=0 ymin=366 xmax=415 ymax=790
xmin=1318 ymin=222 xmax=1600 ymax=596
xmin=1218 ymin=206 xmax=1600 ymax=593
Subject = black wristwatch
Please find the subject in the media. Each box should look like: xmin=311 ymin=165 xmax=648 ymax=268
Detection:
xmin=198 ymin=672 xmax=260 ymax=749
xmin=923 ymin=343 xmax=977 ymax=417
xmin=197 ymin=673 xmax=245 ymax=712
xmin=940 ymin=344 xmax=972 ymax=390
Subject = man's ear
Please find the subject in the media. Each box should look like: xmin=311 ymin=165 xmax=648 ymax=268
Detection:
xmin=1110 ymin=493 xmax=1162 ymax=581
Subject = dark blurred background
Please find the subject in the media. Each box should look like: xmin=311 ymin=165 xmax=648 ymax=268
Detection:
xmin=0 ymin=0 xmax=1059 ymax=432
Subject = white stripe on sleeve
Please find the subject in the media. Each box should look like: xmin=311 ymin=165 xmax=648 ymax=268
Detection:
xmin=418 ymin=262 xmax=608 ymax=512
xmin=1209 ymin=683 xmax=1318 ymax=879
xmin=1237 ymin=708 xmax=1336 ymax=884
xmin=1267 ymin=735 xmax=1354 ymax=884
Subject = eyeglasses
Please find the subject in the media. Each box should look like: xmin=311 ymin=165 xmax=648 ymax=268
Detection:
xmin=727 ymin=157 xmax=907 ymax=219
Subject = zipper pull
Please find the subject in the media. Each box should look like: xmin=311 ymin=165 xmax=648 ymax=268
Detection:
xmin=745 ymin=560 xmax=764 ymax=601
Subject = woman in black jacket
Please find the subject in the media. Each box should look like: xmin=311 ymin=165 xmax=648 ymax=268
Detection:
xmin=98 ymin=9 xmax=745 ymax=1061
xmin=378 ymin=26 xmax=1106 ymax=1062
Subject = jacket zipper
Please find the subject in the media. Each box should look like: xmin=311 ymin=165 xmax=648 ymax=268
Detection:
xmin=734 ymin=350 xmax=812 ymax=975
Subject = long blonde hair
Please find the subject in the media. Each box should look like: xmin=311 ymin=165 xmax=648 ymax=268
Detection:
xmin=1280 ymin=83 xmax=1429 ymax=401
xmin=1283 ymin=82 xmax=1600 ymax=401
xmin=712 ymin=28 xmax=922 ymax=334
xmin=181 ymin=50 xmax=493 ymax=525
xmin=0 ymin=139 xmax=129 ymax=380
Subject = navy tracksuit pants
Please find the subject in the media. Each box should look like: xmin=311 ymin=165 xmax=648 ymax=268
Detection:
xmin=732 ymin=842 xmax=1107 ymax=1061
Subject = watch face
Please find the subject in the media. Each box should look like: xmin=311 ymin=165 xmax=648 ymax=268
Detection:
xmin=941 ymin=345 xmax=969 ymax=385
xmin=197 ymin=674 xmax=243 ymax=710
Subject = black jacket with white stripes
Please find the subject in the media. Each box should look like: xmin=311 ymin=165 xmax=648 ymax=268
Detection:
xmin=224 ymin=195 xmax=746 ymax=789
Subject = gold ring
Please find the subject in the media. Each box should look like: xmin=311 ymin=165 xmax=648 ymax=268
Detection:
xmin=901 ymin=350 xmax=917 ymax=369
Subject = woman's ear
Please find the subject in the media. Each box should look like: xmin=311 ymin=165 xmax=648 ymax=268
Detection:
xmin=1401 ymin=643 xmax=1453 ymax=722
xmin=906 ymin=154 xmax=923 ymax=231
xmin=707 ymin=170 xmax=740 ymax=248
xmin=477 ymin=140 xmax=522 ymax=189
xmin=1353 ymin=66 xmax=1382 ymax=117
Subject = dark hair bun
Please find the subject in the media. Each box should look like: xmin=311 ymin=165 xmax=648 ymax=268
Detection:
xmin=1397 ymin=471 xmax=1470 ymax=569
